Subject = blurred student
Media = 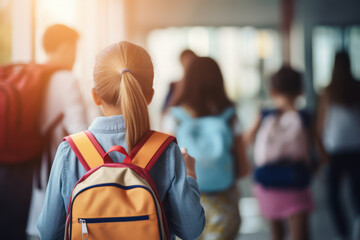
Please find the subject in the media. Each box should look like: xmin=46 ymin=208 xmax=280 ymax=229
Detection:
xmin=162 ymin=49 xmax=197 ymax=112
xmin=0 ymin=24 xmax=87 ymax=240
xmin=163 ymin=57 xmax=249 ymax=240
xmin=318 ymin=51 xmax=360 ymax=240
xmin=245 ymin=66 xmax=327 ymax=240
xmin=37 ymin=41 xmax=205 ymax=239
xmin=26 ymin=24 xmax=88 ymax=239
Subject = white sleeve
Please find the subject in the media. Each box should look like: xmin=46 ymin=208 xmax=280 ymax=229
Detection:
xmin=59 ymin=71 xmax=88 ymax=134
xmin=41 ymin=70 xmax=88 ymax=135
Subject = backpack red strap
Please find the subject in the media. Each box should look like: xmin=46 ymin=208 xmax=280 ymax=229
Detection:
xmin=128 ymin=130 xmax=176 ymax=171
xmin=64 ymin=130 xmax=175 ymax=172
xmin=64 ymin=130 xmax=107 ymax=171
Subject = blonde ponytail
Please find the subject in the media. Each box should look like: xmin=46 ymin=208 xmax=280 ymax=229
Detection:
xmin=93 ymin=41 xmax=154 ymax=151
xmin=119 ymin=72 xmax=150 ymax=150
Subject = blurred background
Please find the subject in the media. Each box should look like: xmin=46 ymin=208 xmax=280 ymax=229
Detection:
xmin=1 ymin=0 xmax=360 ymax=239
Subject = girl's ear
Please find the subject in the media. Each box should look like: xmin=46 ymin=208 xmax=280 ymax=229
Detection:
xmin=146 ymin=88 xmax=155 ymax=105
xmin=91 ymin=88 xmax=103 ymax=106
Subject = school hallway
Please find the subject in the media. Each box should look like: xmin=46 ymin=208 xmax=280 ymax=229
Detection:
xmin=237 ymin=167 xmax=354 ymax=240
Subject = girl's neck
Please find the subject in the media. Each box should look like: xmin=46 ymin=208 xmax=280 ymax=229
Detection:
xmin=279 ymin=102 xmax=297 ymax=112
xmin=101 ymin=104 xmax=122 ymax=117
xmin=273 ymin=95 xmax=297 ymax=112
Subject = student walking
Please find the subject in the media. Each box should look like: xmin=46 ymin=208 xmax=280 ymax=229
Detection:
xmin=25 ymin=24 xmax=88 ymax=240
xmin=318 ymin=51 xmax=360 ymax=240
xmin=0 ymin=24 xmax=87 ymax=240
xmin=163 ymin=57 xmax=249 ymax=240
xmin=37 ymin=41 xmax=205 ymax=240
xmin=245 ymin=66 xmax=327 ymax=240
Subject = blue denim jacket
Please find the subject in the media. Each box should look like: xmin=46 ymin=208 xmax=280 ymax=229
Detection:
xmin=37 ymin=115 xmax=205 ymax=240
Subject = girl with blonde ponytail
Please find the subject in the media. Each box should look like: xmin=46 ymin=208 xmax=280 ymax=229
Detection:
xmin=37 ymin=41 xmax=205 ymax=240
xmin=92 ymin=41 xmax=153 ymax=151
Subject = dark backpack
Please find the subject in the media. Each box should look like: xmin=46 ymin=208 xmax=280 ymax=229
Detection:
xmin=0 ymin=64 xmax=61 ymax=164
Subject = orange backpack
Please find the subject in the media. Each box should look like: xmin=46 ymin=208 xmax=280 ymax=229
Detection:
xmin=64 ymin=130 xmax=175 ymax=240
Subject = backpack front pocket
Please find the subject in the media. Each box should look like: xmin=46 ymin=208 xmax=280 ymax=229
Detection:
xmin=68 ymin=173 xmax=167 ymax=240
xmin=78 ymin=215 xmax=151 ymax=240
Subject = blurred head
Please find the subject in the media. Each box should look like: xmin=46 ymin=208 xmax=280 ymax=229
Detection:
xmin=92 ymin=41 xmax=154 ymax=150
xmin=327 ymin=50 xmax=360 ymax=106
xmin=43 ymin=24 xmax=79 ymax=70
xmin=270 ymin=65 xmax=303 ymax=108
xmin=171 ymin=57 xmax=233 ymax=117
xmin=180 ymin=49 xmax=197 ymax=69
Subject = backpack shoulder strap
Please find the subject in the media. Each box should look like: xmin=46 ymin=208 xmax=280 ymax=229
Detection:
xmin=220 ymin=107 xmax=236 ymax=121
xmin=170 ymin=106 xmax=193 ymax=122
xmin=127 ymin=130 xmax=176 ymax=172
xmin=260 ymin=108 xmax=279 ymax=121
xmin=63 ymin=130 xmax=107 ymax=172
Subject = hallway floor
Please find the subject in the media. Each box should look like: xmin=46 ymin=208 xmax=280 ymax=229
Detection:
xmin=237 ymin=167 xmax=355 ymax=240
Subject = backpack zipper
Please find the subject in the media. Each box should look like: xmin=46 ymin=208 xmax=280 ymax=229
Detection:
xmin=79 ymin=219 xmax=88 ymax=240
xmin=78 ymin=215 xmax=150 ymax=239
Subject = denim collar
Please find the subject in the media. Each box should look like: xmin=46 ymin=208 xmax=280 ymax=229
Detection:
xmin=88 ymin=115 xmax=126 ymax=133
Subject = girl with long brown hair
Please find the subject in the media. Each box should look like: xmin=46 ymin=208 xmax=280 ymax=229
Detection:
xmin=163 ymin=56 xmax=249 ymax=239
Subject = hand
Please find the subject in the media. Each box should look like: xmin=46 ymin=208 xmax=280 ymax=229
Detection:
xmin=181 ymin=148 xmax=197 ymax=180
xmin=238 ymin=159 xmax=251 ymax=179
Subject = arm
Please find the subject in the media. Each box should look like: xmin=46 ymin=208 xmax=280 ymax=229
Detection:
xmin=243 ymin=113 xmax=262 ymax=147
xmin=314 ymin=92 xmax=329 ymax=165
xmin=165 ymin=144 xmax=205 ymax=240
xmin=311 ymin=123 xmax=329 ymax=166
xmin=234 ymin=134 xmax=250 ymax=179
xmin=230 ymin=116 xmax=250 ymax=178
xmin=316 ymin=91 xmax=329 ymax=137
xmin=37 ymin=142 xmax=68 ymax=240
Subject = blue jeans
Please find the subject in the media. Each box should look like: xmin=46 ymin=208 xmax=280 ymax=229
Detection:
xmin=327 ymin=151 xmax=360 ymax=238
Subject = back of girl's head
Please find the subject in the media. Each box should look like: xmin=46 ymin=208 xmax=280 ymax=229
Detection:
xmin=270 ymin=65 xmax=303 ymax=99
xmin=328 ymin=50 xmax=360 ymax=106
xmin=171 ymin=57 xmax=233 ymax=117
xmin=93 ymin=41 xmax=154 ymax=150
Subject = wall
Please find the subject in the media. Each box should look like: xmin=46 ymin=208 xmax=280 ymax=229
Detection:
xmin=123 ymin=0 xmax=360 ymax=111
xmin=124 ymin=0 xmax=281 ymax=44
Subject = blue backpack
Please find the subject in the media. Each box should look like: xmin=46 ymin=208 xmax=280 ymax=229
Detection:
xmin=171 ymin=107 xmax=236 ymax=192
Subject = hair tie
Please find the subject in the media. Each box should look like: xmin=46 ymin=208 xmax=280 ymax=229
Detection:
xmin=121 ymin=68 xmax=131 ymax=76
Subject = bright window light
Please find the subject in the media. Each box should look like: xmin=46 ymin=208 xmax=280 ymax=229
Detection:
xmin=147 ymin=26 xmax=282 ymax=130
